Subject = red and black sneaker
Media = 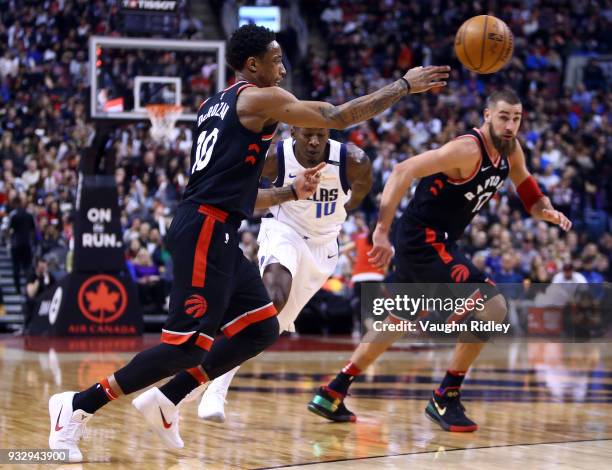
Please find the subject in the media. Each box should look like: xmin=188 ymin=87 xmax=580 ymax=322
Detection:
xmin=307 ymin=386 xmax=356 ymax=422
xmin=425 ymin=387 xmax=478 ymax=432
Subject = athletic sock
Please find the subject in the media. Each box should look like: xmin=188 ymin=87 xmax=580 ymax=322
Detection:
xmin=159 ymin=370 xmax=202 ymax=405
xmin=327 ymin=362 xmax=361 ymax=397
xmin=436 ymin=369 xmax=466 ymax=395
xmin=72 ymin=378 xmax=115 ymax=414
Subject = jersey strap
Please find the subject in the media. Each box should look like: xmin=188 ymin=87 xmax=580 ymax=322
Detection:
xmin=339 ymin=143 xmax=350 ymax=194
xmin=273 ymin=139 xmax=285 ymax=187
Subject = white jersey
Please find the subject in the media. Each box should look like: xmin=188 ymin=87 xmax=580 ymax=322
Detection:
xmin=268 ymin=137 xmax=351 ymax=243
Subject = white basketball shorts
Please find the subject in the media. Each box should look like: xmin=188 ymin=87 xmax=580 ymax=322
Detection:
xmin=257 ymin=218 xmax=338 ymax=332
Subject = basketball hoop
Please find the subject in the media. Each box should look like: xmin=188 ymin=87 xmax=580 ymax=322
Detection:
xmin=146 ymin=104 xmax=183 ymax=142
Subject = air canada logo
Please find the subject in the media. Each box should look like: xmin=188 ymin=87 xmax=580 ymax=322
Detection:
xmin=451 ymin=264 xmax=470 ymax=283
xmin=78 ymin=275 xmax=127 ymax=323
xmin=185 ymin=294 xmax=207 ymax=318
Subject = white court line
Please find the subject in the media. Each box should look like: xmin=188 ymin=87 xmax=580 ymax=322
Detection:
xmin=262 ymin=439 xmax=612 ymax=470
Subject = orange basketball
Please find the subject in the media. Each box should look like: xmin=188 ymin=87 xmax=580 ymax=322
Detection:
xmin=454 ymin=15 xmax=514 ymax=74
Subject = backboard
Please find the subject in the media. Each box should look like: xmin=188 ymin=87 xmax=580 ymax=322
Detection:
xmin=89 ymin=36 xmax=227 ymax=122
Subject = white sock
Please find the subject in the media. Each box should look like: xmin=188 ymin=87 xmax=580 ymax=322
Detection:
xmin=205 ymin=366 xmax=240 ymax=399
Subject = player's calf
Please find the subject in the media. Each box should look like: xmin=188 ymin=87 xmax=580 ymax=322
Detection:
xmin=262 ymin=263 xmax=292 ymax=313
xmin=462 ymin=292 xmax=508 ymax=342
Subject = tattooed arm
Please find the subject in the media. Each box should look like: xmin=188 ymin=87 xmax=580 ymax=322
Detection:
xmin=238 ymin=66 xmax=450 ymax=131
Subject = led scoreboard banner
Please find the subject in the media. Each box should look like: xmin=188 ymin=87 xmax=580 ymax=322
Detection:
xmin=120 ymin=0 xmax=179 ymax=35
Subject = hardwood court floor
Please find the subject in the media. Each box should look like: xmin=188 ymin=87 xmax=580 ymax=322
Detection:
xmin=0 ymin=335 xmax=611 ymax=469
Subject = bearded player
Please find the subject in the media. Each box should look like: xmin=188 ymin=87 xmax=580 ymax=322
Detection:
xmin=308 ymin=89 xmax=571 ymax=432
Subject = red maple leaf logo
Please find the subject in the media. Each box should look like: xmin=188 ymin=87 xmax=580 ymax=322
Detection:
xmin=85 ymin=282 xmax=120 ymax=314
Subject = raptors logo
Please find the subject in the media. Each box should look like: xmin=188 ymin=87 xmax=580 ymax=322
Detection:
xmin=451 ymin=264 xmax=470 ymax=283
xmin=185 ymin=294 xmax=208 ymax=318
xmin=244 ymin=143 xmax=260 ymax=165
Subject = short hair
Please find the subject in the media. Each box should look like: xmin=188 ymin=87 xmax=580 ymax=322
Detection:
xmin=486 ymin=89 xmax=521 ymax=108
xmin=227 ymin=24 xmax=276 ymax=71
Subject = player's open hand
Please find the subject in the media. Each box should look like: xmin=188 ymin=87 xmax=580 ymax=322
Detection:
xmin=403 ymin=65 xmax=450 ymax=94
xmin=539 ymin=208 xmax=572 ymax=232
xmin=368 ymin=225 xmax=394 ymax=269
xmin=293 ymin=162 xmax=325 ymax=199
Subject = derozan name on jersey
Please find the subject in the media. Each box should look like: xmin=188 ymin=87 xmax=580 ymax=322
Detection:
xmin=198 ymin=102 xmax=230 ymax=126
xmin=122 ymin=0 xmax=177 ymax=11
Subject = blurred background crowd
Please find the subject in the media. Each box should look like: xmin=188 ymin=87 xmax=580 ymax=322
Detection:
xmin=0 ymin=0 xmax=610 ymax=332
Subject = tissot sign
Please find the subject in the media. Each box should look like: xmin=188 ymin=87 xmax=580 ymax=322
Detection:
xmin=121 ymin=0 xmax=177 ymax=11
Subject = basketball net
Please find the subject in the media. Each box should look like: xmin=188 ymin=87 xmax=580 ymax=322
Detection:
xmin=146 ymin=104 xmax=183 ymax=142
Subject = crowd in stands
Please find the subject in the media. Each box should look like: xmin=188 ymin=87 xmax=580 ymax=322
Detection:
xmin=0 ymin=0 xmax=610 ymax=327
xmin=304 ymin=0 xmax=611 ymax=288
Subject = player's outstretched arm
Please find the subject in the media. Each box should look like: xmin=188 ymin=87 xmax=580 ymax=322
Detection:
xmin=368 ymin=138 xmax=479 ymax=268
xmin=509 ymin=142 xmax=572 ymax=231
xmin=344 ymin=144 xmax=373 ymax=212
xmin=243 ymin=66 xmax=449 ymax=130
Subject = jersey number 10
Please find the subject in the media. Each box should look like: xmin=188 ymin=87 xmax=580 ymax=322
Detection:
xmin=192 ymin=128 xmax=219 ymax=174
xmin=315 ymin=201 xmax=336 ymax=218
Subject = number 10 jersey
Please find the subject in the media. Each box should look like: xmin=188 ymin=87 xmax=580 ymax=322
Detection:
xmin=403 ymin=128 xmax=510 ymax=241
xmin=183 ymin=80 xmax=277 ymax=220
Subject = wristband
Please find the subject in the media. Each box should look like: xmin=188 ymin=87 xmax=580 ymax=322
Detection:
xmin=400 ymin=77 xmax=411 ymax=92
xmin=290 ymin=184 xmax=299 ymax=200
xmin=516 ymin=175 xmax=544 ymax=213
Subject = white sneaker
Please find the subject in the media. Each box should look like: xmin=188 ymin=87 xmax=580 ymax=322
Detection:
xmin=198 ymin=387 xmax=227 ymax=423
xmin=48 ymin=391 xmax=92 ymax=463
xmin=132 ymin=387 xmax=184 ymax=449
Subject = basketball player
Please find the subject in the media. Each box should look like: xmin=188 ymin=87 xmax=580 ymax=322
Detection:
xmin=48 ymin=24 xmax=448 ymax=461
xmin=308 ymin=89 xmax=572 ymax=432
xmin=197 ymin=126 xmax=372 ymax=422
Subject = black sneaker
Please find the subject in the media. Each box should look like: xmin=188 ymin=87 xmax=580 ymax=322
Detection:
xmin=425 ymin=387 xmax=478 ymax=432
xmin=307 ymin=386 xmax=356 ymax=422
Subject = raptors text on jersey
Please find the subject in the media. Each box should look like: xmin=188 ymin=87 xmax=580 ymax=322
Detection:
xmin=404 ymin=128 xmax=510 ymax=240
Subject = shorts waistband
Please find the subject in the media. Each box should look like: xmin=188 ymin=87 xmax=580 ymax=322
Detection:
xmin=196 ymin=203 xmax=242 ymax=230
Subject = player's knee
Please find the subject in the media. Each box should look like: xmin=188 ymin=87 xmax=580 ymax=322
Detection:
xmin=141 ymin=342 xmax=207 ymax=379
xmin=263 ymin=264 xmax=292 ymax=313
xmin=474 ymin=293 xmax=508 ymax=323
xmin=248 ymin=316 xmax=280 ymax=352
xmin=174 ymin=342 xmax=207 ymax=369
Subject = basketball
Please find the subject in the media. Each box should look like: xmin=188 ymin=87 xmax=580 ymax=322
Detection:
xmin=454 ymin=15 xmax=514 ymax=74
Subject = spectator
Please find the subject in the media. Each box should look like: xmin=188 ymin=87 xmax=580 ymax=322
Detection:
xmin=582 ymin=256 xmax=604 ymax=284
xmin=494 ymin=253 xmax=525 ymax=284
xmin=239 ymin=231 xmax=258 ymax=263
xmin=8 ymin=197 xmax=36 ymax=295
xmin=130 ymin=248 xmax=166 ymax=314
xmin=24 ymin=257 xmax=55 ymax=332
xmin=346 ymin=222 xmax=386 ymax=334
xmin=552 ymin=263 xmax=588 ymax=284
